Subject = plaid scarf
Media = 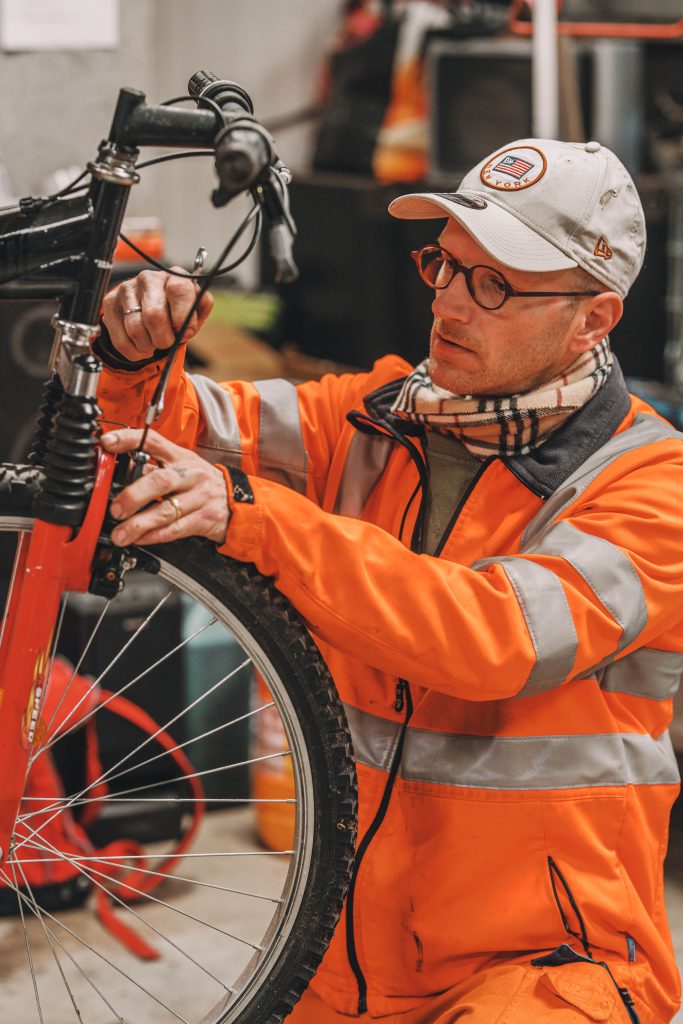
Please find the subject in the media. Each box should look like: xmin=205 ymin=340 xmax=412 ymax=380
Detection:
xmin=391 ymin=337 xmax=613 ymax=458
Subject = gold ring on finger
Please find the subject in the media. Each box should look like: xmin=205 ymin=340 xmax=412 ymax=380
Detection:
xmin=166 ymin=495 xmax=182 ymax=522
xmin=123 ymin=306 xmax=142 ymax=317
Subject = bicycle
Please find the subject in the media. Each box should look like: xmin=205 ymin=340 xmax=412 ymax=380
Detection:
xmin=0 ymin=71 xmax=357 ymax=1023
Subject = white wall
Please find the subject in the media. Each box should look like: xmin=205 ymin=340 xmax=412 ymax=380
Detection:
xmin=151 ymin=0 xmax=341 ymax=276
xmin=0 ymin=0 xmax=158 ymax=213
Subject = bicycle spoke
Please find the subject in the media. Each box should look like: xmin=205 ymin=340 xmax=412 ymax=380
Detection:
xmin=8 ymin=862 xmax=45 ymax=1024
xmin=21 ymin=831 xmax=236 ymax=989
xmin=16 ymin=794 xmax=294 ymax=823
xmin=30 ymin=749 xmax=292 ymax=824
xmin=17 ymin=750 xmax=290 ymax=861
xmin=19 ymin=833 xmax=266 ymax=954
xmin=12 ymin=848 xmax=294 ymax=864
xmin=37 ymin=589 xmax=177 ymax=755
xmin=38 ymin=608 xmax=216 ymax=762
xmin=2 ymin=864 xmax=192 ymax=1024
xmin=14 ymin=841 xmax=282 ymax=901
xmin=13 ymin=616 xmax=223 ymax=855
xmin=1 ymin=868 xmax=126 ymax=1023
xmin=89 ymin=689 xmax=270 ymax=794
xmin=15 ymin=859 xmax=86 ymax=1024
xmin=41 ymin=595 xmax=110 ymax=741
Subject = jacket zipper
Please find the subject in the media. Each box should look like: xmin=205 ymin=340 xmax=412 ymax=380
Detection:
xmin=343 ymin=414 xmax=483 ymax=1011
xmin=345 ymin=680 xmax=414 ymax=1013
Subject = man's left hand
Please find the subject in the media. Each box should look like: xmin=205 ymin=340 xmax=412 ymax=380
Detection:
xmin=100 ymin=429 xmax=229 ymax=547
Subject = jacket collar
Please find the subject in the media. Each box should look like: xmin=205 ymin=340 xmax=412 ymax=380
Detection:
xmin=361 ymin=357 xmax=632 ymax=499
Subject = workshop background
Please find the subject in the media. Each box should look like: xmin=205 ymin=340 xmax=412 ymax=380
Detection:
xmin=1 ymin=0 xmax=683 ymax=1019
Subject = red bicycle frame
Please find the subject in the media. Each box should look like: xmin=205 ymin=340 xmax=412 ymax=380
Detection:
xmin=0 ymin=450 xmax=115 ymax=861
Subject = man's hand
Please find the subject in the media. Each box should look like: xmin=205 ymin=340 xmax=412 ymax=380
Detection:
xmin=100 ymin=429 xmax=229 ymax=546
xmin=102 ymin=267 xmax=214 ymax=362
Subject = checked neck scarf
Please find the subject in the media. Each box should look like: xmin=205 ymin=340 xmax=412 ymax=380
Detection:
xmin=390 ymin=337 xmax=613 ymax=459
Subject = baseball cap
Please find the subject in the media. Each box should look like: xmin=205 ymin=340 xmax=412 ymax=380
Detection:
xmin=388 ymin=139 xmax=646 ymax=298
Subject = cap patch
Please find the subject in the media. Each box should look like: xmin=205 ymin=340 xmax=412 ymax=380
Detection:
xmin=481 ymin=145 xmax=547 ymax=192
xmin=436 ymin=193 xmax=487 ymax=210
xmin=594 ymin=236 xmax=613 ymax=260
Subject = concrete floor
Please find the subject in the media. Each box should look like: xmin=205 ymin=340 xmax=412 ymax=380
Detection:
xmin=3 ymin=806 xmax=683 ymax=1023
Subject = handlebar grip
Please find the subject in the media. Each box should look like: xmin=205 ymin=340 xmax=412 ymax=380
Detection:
xmin=188 ymin=71 xmax=253 ymax=116
xmin=188 ymin=69 xmax=271 ymax=200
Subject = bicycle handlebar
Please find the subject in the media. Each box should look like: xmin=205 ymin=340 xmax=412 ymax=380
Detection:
xmin=0 ymin=68 xmax=297 ymax=308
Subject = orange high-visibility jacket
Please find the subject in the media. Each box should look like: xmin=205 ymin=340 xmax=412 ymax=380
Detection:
xmin=98 ymin=352 xmax=683 ymax=1022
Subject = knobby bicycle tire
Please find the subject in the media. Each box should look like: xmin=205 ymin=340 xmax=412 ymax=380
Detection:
xmin=0 ymin=463 xmax=358 ymax=1024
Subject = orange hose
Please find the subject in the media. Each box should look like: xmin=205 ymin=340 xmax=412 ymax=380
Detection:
xmin=508 ymin=0 xmax=683 ymax=39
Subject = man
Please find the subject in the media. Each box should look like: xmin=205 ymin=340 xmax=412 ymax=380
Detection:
xmin=96 ymin=139 xmax=683 ymax=1023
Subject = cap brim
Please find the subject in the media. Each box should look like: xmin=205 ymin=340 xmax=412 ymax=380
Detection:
xmin=388 ymin=193 xmax=577 ymax=273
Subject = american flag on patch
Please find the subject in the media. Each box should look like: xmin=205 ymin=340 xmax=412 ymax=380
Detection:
xmin=492 ymin=154 xmax=534 ymax=179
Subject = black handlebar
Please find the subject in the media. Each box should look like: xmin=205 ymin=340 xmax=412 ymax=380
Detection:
xmin=0 ymin=69 xmax=298 ymax=307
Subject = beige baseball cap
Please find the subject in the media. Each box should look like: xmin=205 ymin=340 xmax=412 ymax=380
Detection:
xmin=388 ymin=138 xmax=646 ymax=298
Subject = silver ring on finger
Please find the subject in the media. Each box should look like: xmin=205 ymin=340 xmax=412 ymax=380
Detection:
xmin=166 ymin=495 xmax=183 ymax=522
xmin=123 ymin=306 xmax=142 ymax=317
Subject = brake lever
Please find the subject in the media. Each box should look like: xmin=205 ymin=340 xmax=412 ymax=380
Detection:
xmin=256 ymin=174 xmax=299 ymax=284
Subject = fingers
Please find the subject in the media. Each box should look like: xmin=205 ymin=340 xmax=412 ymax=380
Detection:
xmin=113 ymin=507 xmax=227 ymax=548
xmin=101 ymin=265 xmax=214 ymax=362
xmin=100 ymin=428 xmax=229 ymax=546
xmin=101 ymin=427 xmax=183 ymax=463
xmin=102 ymin=271 xmax=164 ymax=361
xmin=165 ymin=267 xmax=214 ymax=340
xmin=110 ymin=467 xmax=229 ymax=547
xmin=102 ymin=430 xmax=194 ymax=518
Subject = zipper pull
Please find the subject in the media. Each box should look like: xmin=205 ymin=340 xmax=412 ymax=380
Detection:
xmin=394 ymin=680 xmax=405 ymax=713
xmin=617 ymin=987 xmax=640 ymax=1024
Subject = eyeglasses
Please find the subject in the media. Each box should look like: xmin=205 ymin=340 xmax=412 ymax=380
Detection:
xmin=411 ymin=245 xmax=600 ymax=311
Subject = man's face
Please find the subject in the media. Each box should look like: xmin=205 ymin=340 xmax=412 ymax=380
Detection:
xmin=428 ymin=219 xmax=584 ymax=396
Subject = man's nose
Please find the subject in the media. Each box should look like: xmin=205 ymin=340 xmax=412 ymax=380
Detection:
xmin=432 ymin=270 xmax=471 ymax=320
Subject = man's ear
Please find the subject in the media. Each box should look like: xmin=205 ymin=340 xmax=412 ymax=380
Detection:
xmin=569 ymin=292 xmax=623 ymax=355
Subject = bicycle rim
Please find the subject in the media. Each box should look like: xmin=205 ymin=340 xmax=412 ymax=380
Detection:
xmin=0 ymin=477 xmax=356 ymax=1024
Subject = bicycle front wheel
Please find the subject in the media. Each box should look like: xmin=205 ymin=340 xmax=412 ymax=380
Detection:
xmin=0 ymin=465 xmax=357 ymax=1024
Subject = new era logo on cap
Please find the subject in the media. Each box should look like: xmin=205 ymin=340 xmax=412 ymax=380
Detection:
xmin=594 ymin=236 xmax=613 ymax=260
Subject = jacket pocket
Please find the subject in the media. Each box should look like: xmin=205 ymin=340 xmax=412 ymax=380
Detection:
xmin=538 ymin=962 xmax=618 ymax=1021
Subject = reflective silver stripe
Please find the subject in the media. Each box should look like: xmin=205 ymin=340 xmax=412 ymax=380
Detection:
xmin=344 ymin=703 xmax=680 ymax=790
xmin=334 ymin=432 xmax=393 ymax=518
xmin=598 ymin=647 xmax=683 ymax=700
xmin=191 ymin=374 xmax=242 ymax=469
xmin=253 ymin=379 xmax=308 ymax=494
xmin=526 ymin=521 xmax=647 ymax=656
xmin=344 ymin=702 xmax=402 ymax=771
xmin=523 ymin=413 xmax=683 ymax=550
xmin=472 ymin=556 xmax=577 ymax=696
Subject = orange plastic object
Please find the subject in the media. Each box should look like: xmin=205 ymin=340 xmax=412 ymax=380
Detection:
xmin=251 ymin=674 xmax=295 ymax=852
xmin=508 ymin=0 xmax=683 ymax=38
xmin=114 ymin=217 xmax=165 ymax=263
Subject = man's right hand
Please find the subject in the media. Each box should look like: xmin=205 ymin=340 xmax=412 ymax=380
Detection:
xmin=101 ymin=267 xmax=214 ymax=363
